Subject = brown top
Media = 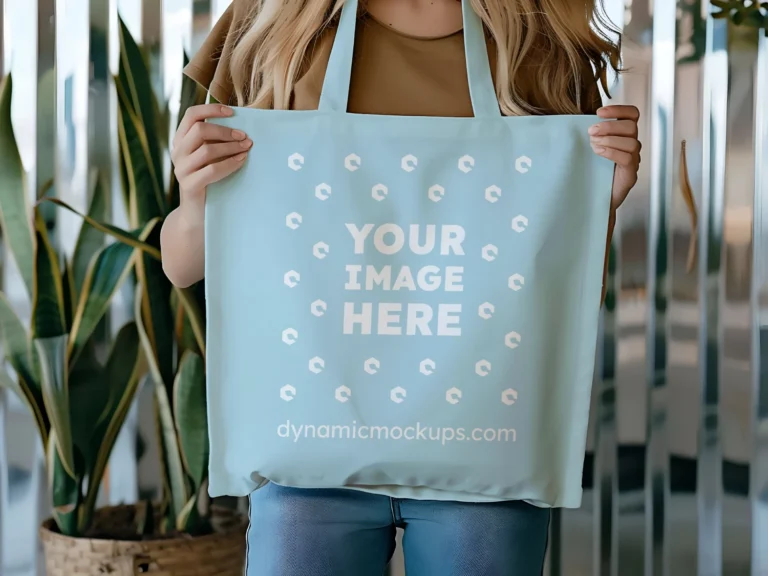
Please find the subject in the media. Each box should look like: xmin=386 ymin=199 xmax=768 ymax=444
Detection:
xmin=183 ymin=1 xmax=601 ymax=115
xmin=185 ymin=2 xmax=613 ymax=307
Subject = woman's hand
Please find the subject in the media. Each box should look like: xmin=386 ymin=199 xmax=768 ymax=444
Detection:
xmin=161 ymin=104 xmax=251 ymax=288
xmin=171 ymin=104 xmax=252 ymax=227
xmin=588 ymin=105 xmax=641 ymax=211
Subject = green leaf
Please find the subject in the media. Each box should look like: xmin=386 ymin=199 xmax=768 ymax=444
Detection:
xmin=32 ymin=211 xmax=67 ymax=340
xmin=136 ymin=499 xmax=156 ymax=537
xmin=745 ymin=10 xmax=768 ymax=26
xmin=0 ymin=294 xmax=47 ymax=444
xmin=0 ymin=293 xmax=38 ymax=385
xmin=61 ymin=260 xmax=76 ymax=333
xmin=173 ymin=351 xmax=208 ymax=490
xmin=175 ymin=286 xmax=206 ymax=358
xmin=135 ymin=286 xmax=189 ymax=519
xmin=117 ymin=18 xmax=164 ymax=205
xmin=176 ymin=493 xmax=209 ymax=535
xmin=0 ymin=365 xmax=23 ymax=401
xmin=41 ymin=197 xmax=162 ymax=260
xmin=67 ymin=354 xmax=105 ymax=476
xmin=169 ymin=53 xmax=206 ymax=212
xmin=116 ymin=84 xmax=165 ymax=226
xmin=35 ymin=335 xmax=76 ymax=478
xmin=68 ymin=238 xmax=135 ymax=365
xmin=135 ymin=225 xmax=175 ymax=389
xmin=0 ymin=75 xmax=36 ymax=297
xmin=79 ymin=322 xmax=144 ymax=531
xmin=67 ymin=218 xmax=156 ymax=365
xmin=72 ymin=171 xmax=107 ymax=294
xmin=47 ymin=430 xmax=81 ymax=536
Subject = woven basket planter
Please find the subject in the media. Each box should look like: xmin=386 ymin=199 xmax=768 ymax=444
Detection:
xmin=40 ymin=504 xmax=246 ymax=576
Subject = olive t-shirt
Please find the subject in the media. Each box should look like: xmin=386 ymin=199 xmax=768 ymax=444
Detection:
xmin=186 ymin=1 xmax=611 ymax=503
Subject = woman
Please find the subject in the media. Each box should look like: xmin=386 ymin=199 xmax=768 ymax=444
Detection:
xmin=161 ymin=0 xmax=641 ymax=574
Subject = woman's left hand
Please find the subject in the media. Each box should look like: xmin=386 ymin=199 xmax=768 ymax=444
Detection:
xmin=589 ymin=105 xmax=641 ymax=211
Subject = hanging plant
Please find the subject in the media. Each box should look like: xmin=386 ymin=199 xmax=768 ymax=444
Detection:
xmin=712 ymin=0 xmax=768 ymax=29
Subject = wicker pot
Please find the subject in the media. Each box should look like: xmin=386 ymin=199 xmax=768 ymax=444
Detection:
xmin=40 ymin=505 xmax=246 ymax=576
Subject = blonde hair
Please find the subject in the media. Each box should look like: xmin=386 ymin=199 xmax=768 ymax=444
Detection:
xmin=230 ymin=0 xmax=621 ymax=115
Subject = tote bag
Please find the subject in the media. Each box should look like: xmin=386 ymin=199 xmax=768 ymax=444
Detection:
xmin=205 ymin=0 xmax=614 ymax=508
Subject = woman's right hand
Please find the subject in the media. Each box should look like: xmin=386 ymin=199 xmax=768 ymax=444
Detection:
xmin=171 ymin=103 xmax=252 ymax=228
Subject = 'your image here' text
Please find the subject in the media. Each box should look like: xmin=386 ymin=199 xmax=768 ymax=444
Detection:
xmin=342 ymin=224 xmax=465 ymax=336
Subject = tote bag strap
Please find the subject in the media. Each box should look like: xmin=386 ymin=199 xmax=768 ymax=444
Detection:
xmin=318 ymin=0 xmax=502 ymax=118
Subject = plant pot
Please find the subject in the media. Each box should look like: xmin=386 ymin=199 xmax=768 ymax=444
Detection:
xmin=40 ymin=504 xmax=246 ymax=576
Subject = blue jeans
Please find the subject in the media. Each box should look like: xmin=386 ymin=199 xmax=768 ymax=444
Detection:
xmin=246 ymin=483 xmax=550 ymax=576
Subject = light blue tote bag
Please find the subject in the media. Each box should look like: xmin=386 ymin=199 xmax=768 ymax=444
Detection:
xmin=205 ymin=0 xmax=614 ymax=507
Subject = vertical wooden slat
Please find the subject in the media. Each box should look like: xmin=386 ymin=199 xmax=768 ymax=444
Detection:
xmin=0 ymin=2 xmax=8 ymax=571
xmin=646 ymin=0 xmax=678 ymax=573
xmin=595 ymin=252 xmax=619 ymax=576
xmin=751 ymin=28 xmax=768 ymax=576
xmin=611 ymin=0 xmax=652 ymax=571
xmin=143 ymin=0 xmax=164 ymax=102
xmin=191 ymin=0 xmax=212 ymax=54
xmin=37 ymin=0 xmax=56 ymax=207
xmin=696 ymin=13 xmax=728 ymax=575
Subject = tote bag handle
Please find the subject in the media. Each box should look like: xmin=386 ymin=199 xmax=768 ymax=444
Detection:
xmin=318 ymin=0 xmax=502 ymax=118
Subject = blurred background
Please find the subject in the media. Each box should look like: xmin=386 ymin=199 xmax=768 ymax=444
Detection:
xmin=0 ymin=0 xmax=766 ymax=575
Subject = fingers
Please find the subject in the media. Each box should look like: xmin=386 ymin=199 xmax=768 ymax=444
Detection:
xmin=183 ymin=153 xmax=248 ymax=193
xmin=172 ymin=122 xmax=247 ymax=162
xmin=588 ymin=119 xmax=638 ymax=138
xmin=596 ymin=105 xmax=639 ymax=122
xmin=175 ymin=138 xmax=253 ymax=176
xmin=175 ymin=104 xmax=234 ymax=143
xmin=593 ymin=146 xmax=636 ymax=168
xmin=591 ymin=135 xmax=641 ymax=157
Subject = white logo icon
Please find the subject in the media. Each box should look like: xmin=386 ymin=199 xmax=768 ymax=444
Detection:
xmin=364 ymin=358 xmax=380 ymax=375
xmin=419 ymin=359 xmax=436 ymax=375
xmin=315 ymin=183 xmax=332 ymax=201
xmin=372 ymin=184 xmax=388 ymax=201
xmin=283 ymin=270 xmax=300 ymax=288
xmin=285 ymin=212 xmax=302 ymax=229
xmin=390 ymin=387 xmax=407 ymax=404
xmin=280 ymin=384 xmax=296 ymax=402
xmin=335 ymin=385 xmax=351 ymax=403
xmin=511 ymin=215 xmax=529 ymax=233
xmin=481 ymin=244 xmax=498 ymax=262
xmin=310 ymin=299 xmax=327 ymax=317
xmin=446 ymin=387 xmax=462 ymax=405
xmin=508 ymin=274 xmax=525 ymax=291
xmin=505 ymin=332 xmax=522 ymax=349
xmin=344 ymin=153 xmax=361 ymax=172
xmin=281 ymin=328 xmax=298 ymax=345
xmin=515 ymin=155 xmax=532 ymax=174
xmin=401 ymin=154 xmax=418 ymax=172
xmin=478 ymin=302 xmax=495 ymax=320
xmin=309 ymin=357 xmax=325 ymax=374
xmin=475 ymin=360 xmax=492 ymax=377
xmin=288 ymin=153 xmax=304 ymax=171
xmin=313 ymin=242 xmax=329 ymax=259
xmin=458 ymin=155 xmax=475 ymax=173
xmin=428 ymin=185 xmax=445 ymax=203
xmin=501 ymin=388 xmax=518 ymax=405
xmin=485 ymin=185 xmax=501 ymax=203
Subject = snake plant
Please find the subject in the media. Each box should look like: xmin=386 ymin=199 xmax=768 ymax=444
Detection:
xmin=712 ymin=0 xmax=768 ymax=28
xmin=48 ymin=19 xmax=210 ymax=536
xmin=0 ymin=74 xmax=151 ymax=537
